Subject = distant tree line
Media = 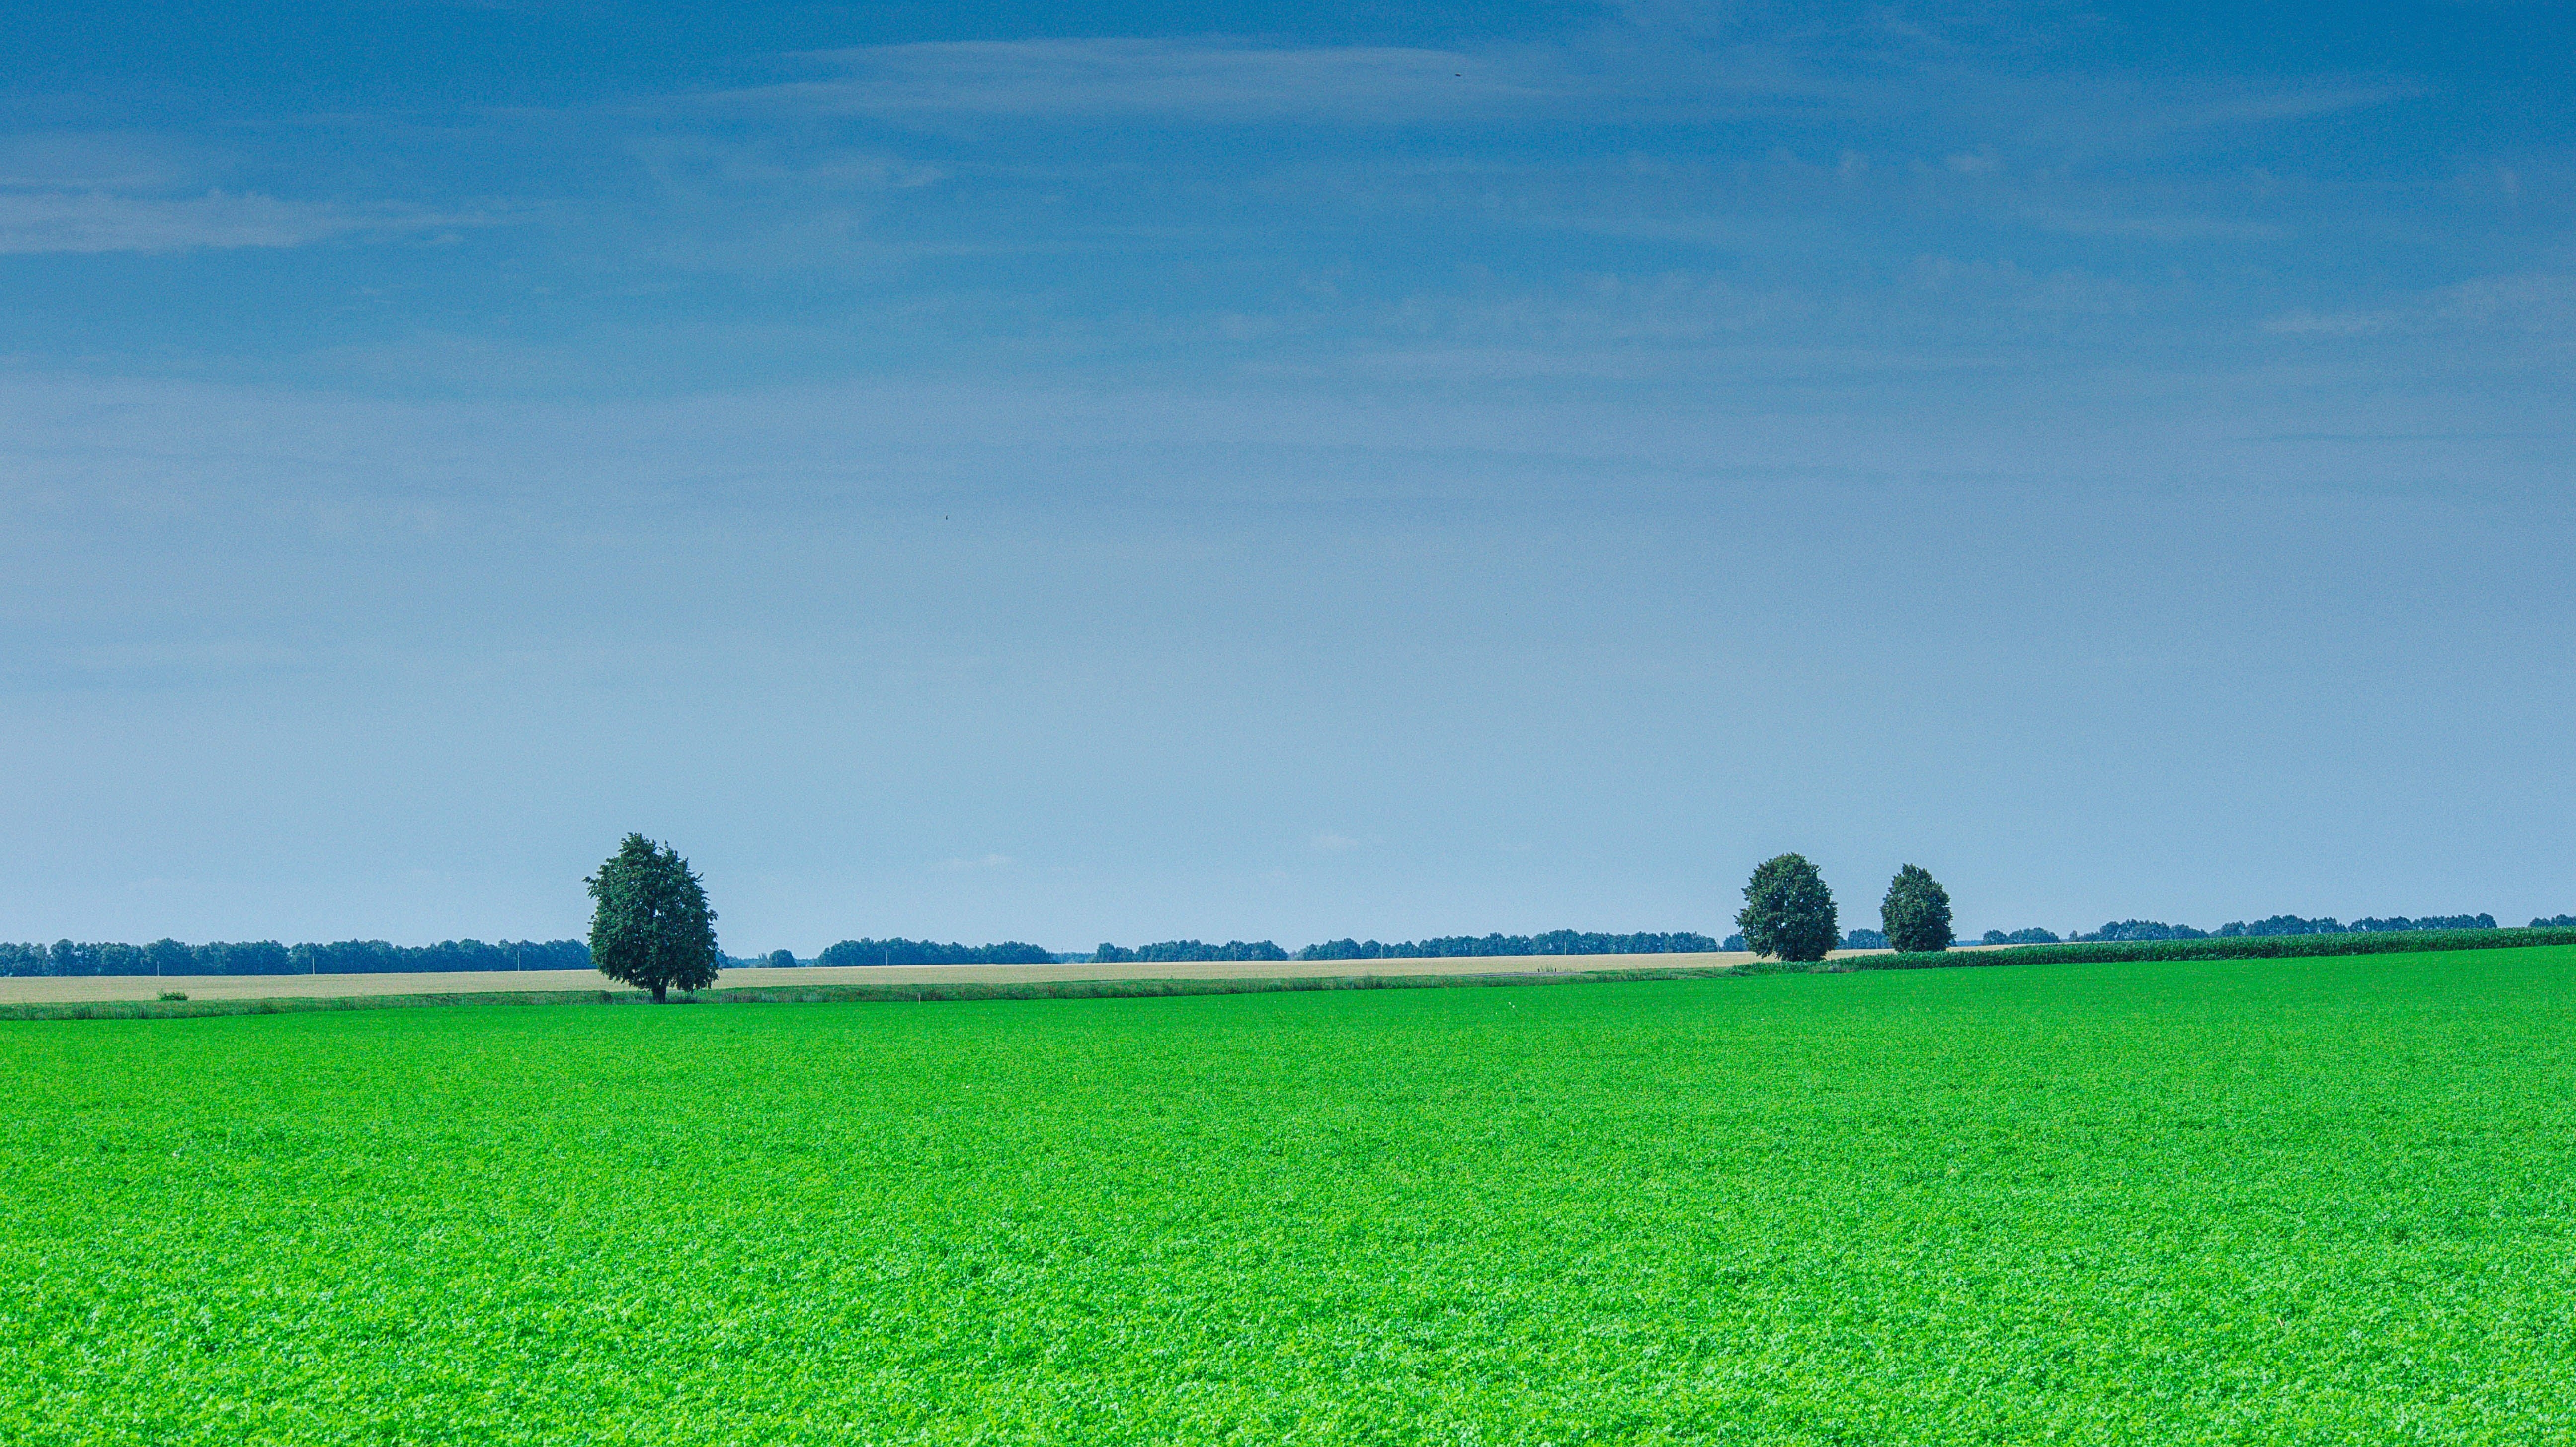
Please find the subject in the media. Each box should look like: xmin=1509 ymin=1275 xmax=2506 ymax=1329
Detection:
xmin=1091 ymin=940 xmax=1288 ymax=963
xmin=2063 ymin=914 xmax=2502 ymax=943
xmin=0 ymin=938 xmax=591 ymax=978
xmin=814 ymin=938 xmax=1054 ymax=967
xmin=2219 ymin=914 xmax=2500 ymax=936
xmin=9 ymin=904 xmax=2559 ymax=980
xmin=2079 ymin=920 xmax=2212 ymax=942
xmin=1294 ymin=930 xmax=1720 ymax=962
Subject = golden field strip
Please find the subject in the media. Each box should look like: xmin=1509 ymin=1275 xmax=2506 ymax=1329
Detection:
xmin=0 ymin=951 xmax=1872 ymax=1003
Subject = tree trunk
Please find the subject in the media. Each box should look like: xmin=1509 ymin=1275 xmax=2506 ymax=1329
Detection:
xmin=651 ymin=981 xmax=667 ymax=1003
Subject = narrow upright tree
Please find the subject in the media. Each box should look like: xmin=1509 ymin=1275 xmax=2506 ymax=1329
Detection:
xmin=1736 ymin=854 xmax=1839 ymax=962
xmin=586 ymin=834 xmax=721 ymax=1002
xmin=1880 ymin=865 xmax=1954 ymax=954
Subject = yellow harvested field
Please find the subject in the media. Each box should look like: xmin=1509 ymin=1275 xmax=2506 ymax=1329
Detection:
xmin=0 ymin=951 xmax=1828 ymax=1003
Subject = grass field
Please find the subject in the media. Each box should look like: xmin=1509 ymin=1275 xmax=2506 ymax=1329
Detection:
xmin=5 ymin=947 xmax=2573 ymax=1444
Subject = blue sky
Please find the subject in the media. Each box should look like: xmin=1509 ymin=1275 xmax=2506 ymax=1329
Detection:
xmin=2 ymin=0 xmax=2570 ymax=952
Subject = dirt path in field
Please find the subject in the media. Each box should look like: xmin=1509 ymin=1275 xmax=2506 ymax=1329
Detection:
xmin=0 ymin=951 xmax=1852 ymax=1003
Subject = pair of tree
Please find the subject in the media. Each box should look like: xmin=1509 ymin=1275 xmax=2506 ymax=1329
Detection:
xmin=1735 ymin=855 xmax=1953 ymax=962
xmin=587 ymin=834 xmax=722 ymax=1002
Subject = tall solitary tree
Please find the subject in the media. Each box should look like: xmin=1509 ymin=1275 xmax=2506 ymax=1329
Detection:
xmin=586 ymin=834 xmax=721 ymax=1002
xmin=1737 ymin=854 xmax=1839 ymax=962
xmin=1880 ymin=865 xmax=1954 ymax=954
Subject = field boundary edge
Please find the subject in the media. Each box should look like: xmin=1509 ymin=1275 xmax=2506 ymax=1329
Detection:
xmin=5 ymin=926 xmax=2574 ymax=1020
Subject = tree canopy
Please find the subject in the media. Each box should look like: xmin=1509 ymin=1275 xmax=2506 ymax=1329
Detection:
xmin=586 ymin=834 xmax=721 ymax=1002
xmin=1737 ymin=854 xmax=1838 ymax=963
xmin=1880 ymin=865 xmax=1954 ymax=954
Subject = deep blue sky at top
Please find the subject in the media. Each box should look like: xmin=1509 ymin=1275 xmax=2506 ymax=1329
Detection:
xmin=2 ymin=1 xmax=2570 ymax=951
xmin=7 ymin=1 xmax=2569 ymax=387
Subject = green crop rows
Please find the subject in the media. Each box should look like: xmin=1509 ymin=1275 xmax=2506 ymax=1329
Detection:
xmin=5 ymin=947 xmax=2574 ymax=1444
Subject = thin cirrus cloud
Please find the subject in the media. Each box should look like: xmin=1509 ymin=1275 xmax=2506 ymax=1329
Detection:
xmin=628 ymin=135 xmax=947 ymax=195
xmin=0 ymin=189 xmax=379 ymax=255
xmin=2009 ymin=204 xmax=2289 ymax=242
xmin=679 ymin=31 xmax=2422 ymax=211
xmin=0 ymin=129 xmax=476 ymax=256
xmin=715 ymin=37 xmax=1575 ymax=123
xmin=0 ymin=130 xmax=191 ymax=191
xmin=2262 ymin=272 xmax=2576 ymax=339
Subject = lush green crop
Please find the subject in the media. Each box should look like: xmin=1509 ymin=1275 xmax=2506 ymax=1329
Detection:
xmin=5 ymin=947 xmax=2573 ymax=1444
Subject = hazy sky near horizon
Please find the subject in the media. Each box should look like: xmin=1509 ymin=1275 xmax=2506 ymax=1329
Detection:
xmin=3 ymin=0 xmax=2571 ymax=953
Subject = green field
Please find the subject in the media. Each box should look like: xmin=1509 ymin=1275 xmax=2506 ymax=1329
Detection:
xmin=5 ymin=948 xmax=2573 ymax=1444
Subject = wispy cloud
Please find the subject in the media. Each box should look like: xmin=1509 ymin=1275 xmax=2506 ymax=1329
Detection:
xmin=2127 ymin=82 xmax=2414 ymax=135
xmin=0 ymin=130 xmax=190 ymax=190
xmin=1893 ymin=65 xmax=2412 ymax=163
xmin=716 ymin=38 xmax=1567 ymax=123
xmin=0 ymin=129 xmax=479 ymax=255
xmin=934 ymin=853 xmax=1014 ymax=871
xmin=629 ymin=136 xmax=947 ymax=195
xmin=2263 ymin=273 xmax=2576 ymax=339
xmin=0 ymin=190 xmax=414 ymax=255
xmin=700 ymin=16 xmax=2413 ymax=143
xmin=2011 ymin=204 xmax=2287 ymax=242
